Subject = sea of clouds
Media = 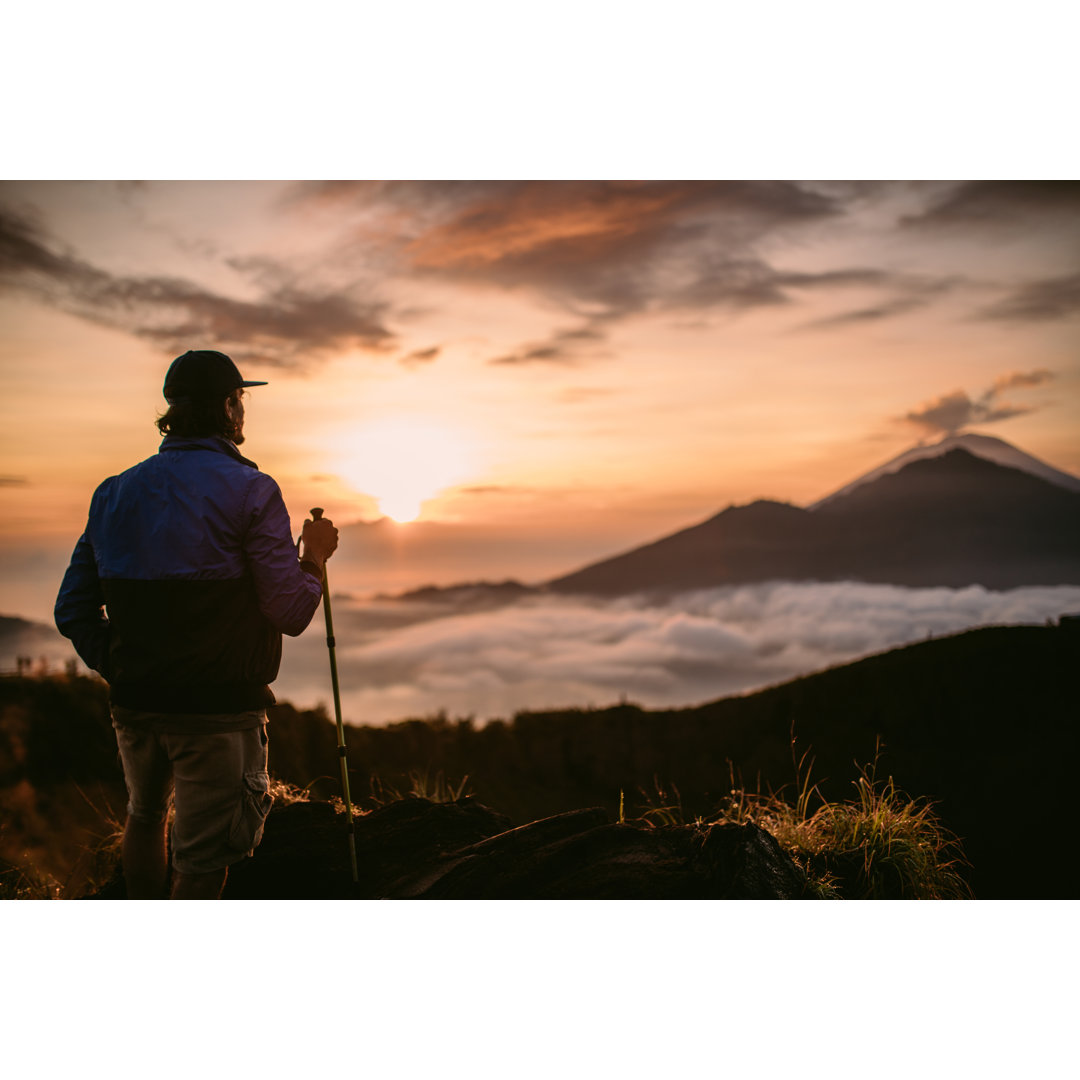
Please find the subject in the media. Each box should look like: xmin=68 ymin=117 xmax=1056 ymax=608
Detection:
xmin=274 ymin=582 xmax=1080 ymax=726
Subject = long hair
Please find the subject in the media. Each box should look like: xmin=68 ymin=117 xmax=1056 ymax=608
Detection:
xmin=156 ymin=389 xmax=243 ymax=443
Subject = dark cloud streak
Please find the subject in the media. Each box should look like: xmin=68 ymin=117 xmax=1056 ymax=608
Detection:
xmin=977 ymin=272 xmax=1080 ymax=322
xmin=401 ymin=345 xmax=441 ymax=366
xmin=801 ymin=295 xmax=934 ymax=331
xmin=0 ymin=203 xmax=396 ymax=367
xmin=490 ymin=323 xmax=609 ymax=366
xmin=902 ymin=181 xmax=1080 ymax=228
xmin=797 ymin=274 xmax=960 ymax=332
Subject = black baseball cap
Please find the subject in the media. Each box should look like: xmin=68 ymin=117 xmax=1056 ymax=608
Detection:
xmin=163 ymin=350 xmax=268 ymax=404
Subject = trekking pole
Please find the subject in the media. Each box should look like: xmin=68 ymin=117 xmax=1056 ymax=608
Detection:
xmin=309 ymin=507 xmax=359 ymax=884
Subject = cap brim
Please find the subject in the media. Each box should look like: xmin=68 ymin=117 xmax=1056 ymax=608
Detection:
xmin=240 ymin=380 xmax=269 ymax=388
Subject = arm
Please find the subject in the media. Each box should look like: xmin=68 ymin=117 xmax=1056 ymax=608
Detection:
xmin=243 ymin=473 xmax=327 ymax=636
xmin=54 ymin=530 xmax=112 ymax=678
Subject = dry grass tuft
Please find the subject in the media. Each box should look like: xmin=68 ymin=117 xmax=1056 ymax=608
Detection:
xmin=367 ymin=768 xmax=472 ymax=807
xmin=715 ymin=746 xmax=973 ymax=900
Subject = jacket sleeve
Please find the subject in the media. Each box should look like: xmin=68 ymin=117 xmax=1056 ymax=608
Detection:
xmin=244 ymin=472 xmax=323 ymax=636
xmin=55 ymin=529 xmax=112 ymax=679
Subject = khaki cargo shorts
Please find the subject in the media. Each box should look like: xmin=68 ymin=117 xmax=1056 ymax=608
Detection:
xmin=112 ymin=712 xmax=274 ymax=875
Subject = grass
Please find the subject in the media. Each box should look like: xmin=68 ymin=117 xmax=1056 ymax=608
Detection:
xmin=629 ymin=778 xmax=693 ymax=829
xmin=268 ymin=777 xmax=314 ymax=805
xmin=615 ymin=742 xmax=972 ymax=899
xmin=0 ymin=792 xmax=123 ymax=901
xmin=713 ymin=745 xmax=973 ymax=900
xmin=0 ymin=856 xmax=62 ymax=900
xmin=367 ymin=768 xmax=473 ymax=808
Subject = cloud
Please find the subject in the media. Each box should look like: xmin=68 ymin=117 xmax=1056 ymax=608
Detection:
xmin=902 ymin=369 xmax=1056 ymax=436
xmin=0 ymin=476 xmax=28 ymax=486
xmin=400 ymin=345 xmax=441 ymax=367
xmin=0 ymin=203 xmax=91 ymax=282
xmin=902 ymin=181 xmax=1080 ymax=228
xmin=0 ymin=202 xmax=395 ymax=366
xmin=795 ymin=273 xmax=960 ymax=331
xmin=990 ymin=369 xmax=1055 ymax=393
xmin=288 ymin=181 xmax=878 ymax=324
xmin=801 ymin=294 xmax=932 ymax=331
xmin=456 ymin=485 xmax=505 ymax=495
xmin=273 ymin=582 xmax=1080 ymax=725
xmin=490 ymin=323 xmax=608 ymax=366
xmin=284 ymin=182 xmax=974 ymax=358
xmin=456 ymin=484 xmax=531 ymax=495
xmin=283 ymin=180 xmax=515 ymax=216
xmin=902 ymin=390 xmax=1027 ymax=435
xmin=977 ymin=272 xmax=1080 ymax=322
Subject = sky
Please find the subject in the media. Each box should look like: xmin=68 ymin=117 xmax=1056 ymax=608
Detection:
xmin=2 ymin=180 xmax=1079 ymax=622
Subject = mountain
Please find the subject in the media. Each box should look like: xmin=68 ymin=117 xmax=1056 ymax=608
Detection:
xmin=0 ymin=614 xmax=76 ymax=674
xmin=809 ymin=432 xmax=1080 ymax=508
xmin=548 ymin=447 xmax=1080 ymax=595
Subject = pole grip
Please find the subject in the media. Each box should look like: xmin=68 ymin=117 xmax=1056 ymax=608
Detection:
xmin=310 ymin=507 xmax=324 ymax=520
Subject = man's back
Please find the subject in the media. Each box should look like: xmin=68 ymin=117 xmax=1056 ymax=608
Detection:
xmin=91 ymin=436 xmax=261 ymax=582
xmin=58 ymin=433 xmax=321 ymax=714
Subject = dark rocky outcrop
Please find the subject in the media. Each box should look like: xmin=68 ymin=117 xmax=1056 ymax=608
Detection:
xmin=86 ymin=797 xmax=809 ymax=900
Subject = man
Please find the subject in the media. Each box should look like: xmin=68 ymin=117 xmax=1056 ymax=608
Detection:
xmin=55 ymin=349 xmax=338 ymax=899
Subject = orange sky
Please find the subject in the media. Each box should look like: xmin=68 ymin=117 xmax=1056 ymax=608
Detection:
xmin=2 ymin=180 xmax=1078 ymax=620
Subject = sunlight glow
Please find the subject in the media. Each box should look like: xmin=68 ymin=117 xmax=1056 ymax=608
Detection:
xmin=335 ymin=417 xmax=476 ymax=523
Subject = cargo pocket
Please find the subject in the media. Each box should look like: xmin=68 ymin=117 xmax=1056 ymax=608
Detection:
xmin=227 ymin=772 xmax=274 ymax=857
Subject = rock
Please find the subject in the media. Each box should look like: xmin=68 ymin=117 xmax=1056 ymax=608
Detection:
xmin=229 ymin=797 xmax=807 ymax=900
xmin=83 ymin=796 xmax=809 ymax=900
xmin=224 ymin=796 xmax=512 ymax=900
xmin=400 ymin=815 xmax=807 ymax=899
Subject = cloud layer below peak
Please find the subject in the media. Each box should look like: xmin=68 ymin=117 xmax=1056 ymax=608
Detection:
xmin=274 ymin=581 xmax=1080 ymax=726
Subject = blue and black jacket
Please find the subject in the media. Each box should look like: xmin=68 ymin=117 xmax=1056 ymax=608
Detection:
xmin=55 ymin=436 xmax=323 ymax=714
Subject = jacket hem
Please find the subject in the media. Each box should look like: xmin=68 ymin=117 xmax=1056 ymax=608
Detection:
xmin=110 ymin=682 xmax=277 ymax=714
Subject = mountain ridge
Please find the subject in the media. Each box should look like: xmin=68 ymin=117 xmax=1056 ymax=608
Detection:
xmin=548 ymin=446 xmax=1080 ymax=595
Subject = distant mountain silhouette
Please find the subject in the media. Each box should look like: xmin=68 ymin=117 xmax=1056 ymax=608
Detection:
xmin=548 ymin=448 xmax=1080 ymax=595
xmin=809 ymin=431 xmax=1080 ymax=508
xmin=0 ymin=614 xmax=73 ymax=674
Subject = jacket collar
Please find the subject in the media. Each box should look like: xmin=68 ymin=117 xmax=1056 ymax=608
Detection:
xmin=159 ymin=435 xmax=259 ymax=469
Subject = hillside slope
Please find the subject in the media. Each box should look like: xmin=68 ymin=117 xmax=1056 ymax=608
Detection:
xmin=3 ymin=622 xmax=1076 ymax=897
xmin=265 ymin=622 xmax=1078 ymax=898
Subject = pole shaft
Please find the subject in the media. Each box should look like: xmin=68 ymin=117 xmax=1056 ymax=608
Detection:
xmin=310 ymin=508 xmax=358 ymax=884
xmin=323 ymin=576 xmax=359 ymax=883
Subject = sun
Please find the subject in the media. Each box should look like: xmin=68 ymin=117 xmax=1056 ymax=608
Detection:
xmin=335 ymin=417 xmax=475 ymax=522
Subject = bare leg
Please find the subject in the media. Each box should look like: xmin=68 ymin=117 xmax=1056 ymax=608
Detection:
xmin=122 ymin=816 xmax=169 ymax=899
xmin=171 ymin=867 xmax=229 ymax=900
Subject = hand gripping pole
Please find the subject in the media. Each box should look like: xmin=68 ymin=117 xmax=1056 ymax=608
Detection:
xmin=310 ymin=508 xmax=358 ymax=884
